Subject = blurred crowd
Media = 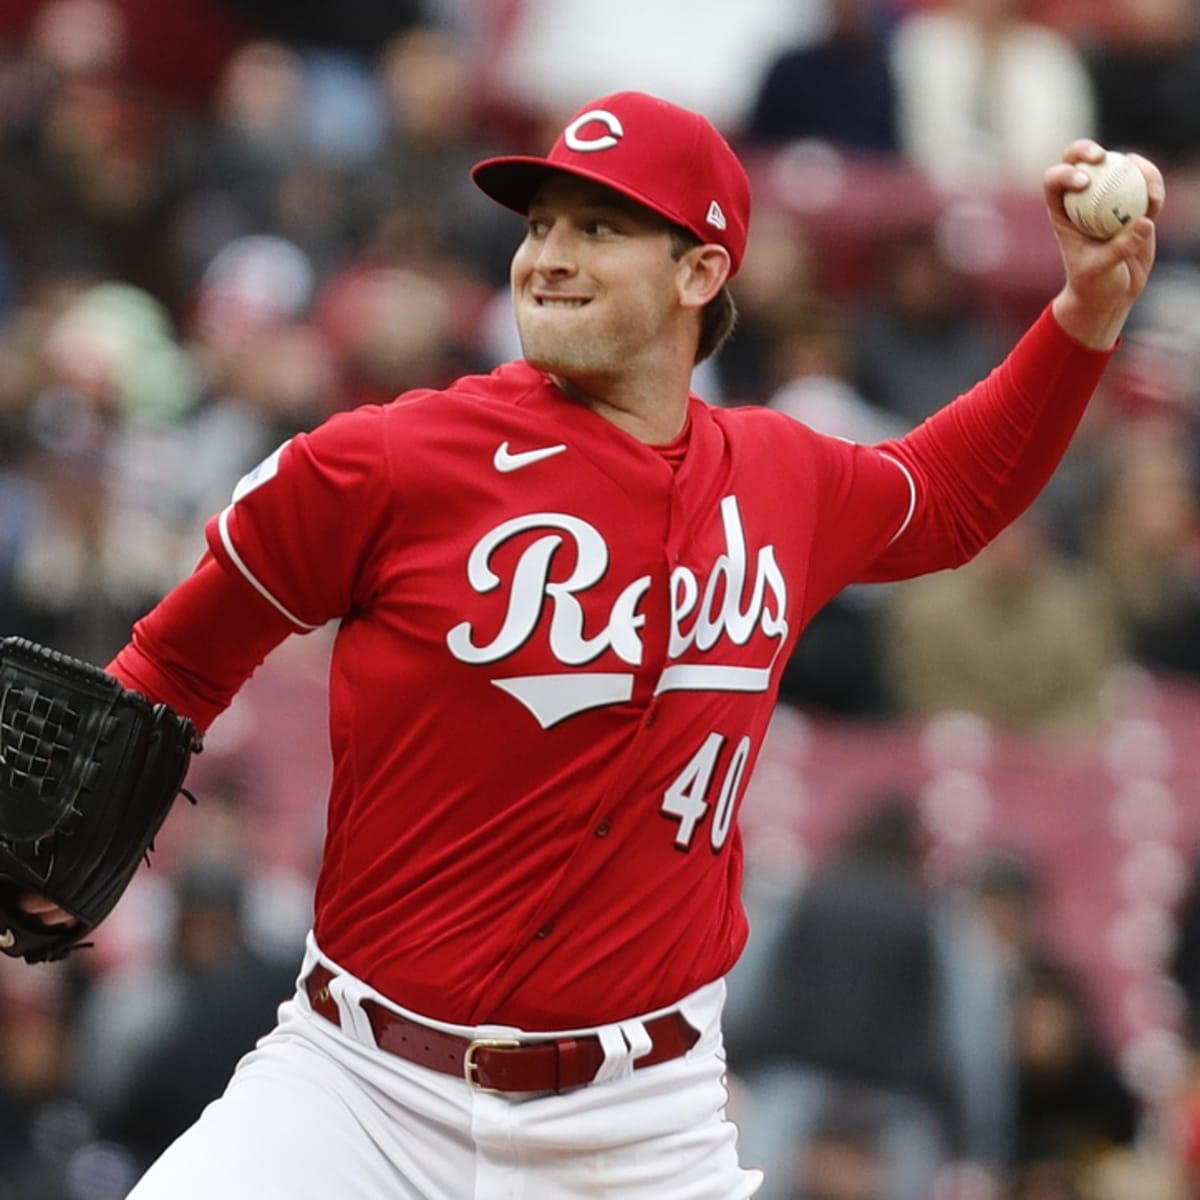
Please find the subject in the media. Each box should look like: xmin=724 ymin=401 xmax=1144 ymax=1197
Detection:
xmin=724 ymin=777 xmax=1200 ymax=1200
xmin=4 ymin=0 xmax=1200 ymax=1196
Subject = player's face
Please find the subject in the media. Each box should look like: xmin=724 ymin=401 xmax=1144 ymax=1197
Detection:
xmin=511 ymin=175 xmax=685 ymax=386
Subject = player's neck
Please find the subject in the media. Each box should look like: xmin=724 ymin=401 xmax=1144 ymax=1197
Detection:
xmin=551 ymin=373 xmax=691 ymax=445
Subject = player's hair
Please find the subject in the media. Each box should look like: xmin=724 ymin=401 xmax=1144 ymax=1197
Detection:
xmin=669 ymin=228 xmax=739 ymax=365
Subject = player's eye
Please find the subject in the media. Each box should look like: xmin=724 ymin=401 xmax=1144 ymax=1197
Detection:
xmin=526 ymin=215 xmax=551 ymax=238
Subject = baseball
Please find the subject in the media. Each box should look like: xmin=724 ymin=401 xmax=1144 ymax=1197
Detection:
xmin=1064 ymin=150 xmax=1149 ymax=239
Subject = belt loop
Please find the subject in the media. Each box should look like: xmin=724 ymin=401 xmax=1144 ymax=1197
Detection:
xmin=591 ymin=1023 xmax=635 ymax=1085
xmin=329 ymin=973 xmax=376 ymax=1046
xmin=619 ymin=1018 xmax=653 ymax=1063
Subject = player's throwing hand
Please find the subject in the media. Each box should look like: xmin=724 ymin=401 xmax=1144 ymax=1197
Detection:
xmin=1048 ymin=139 xmax=1165 ymax=349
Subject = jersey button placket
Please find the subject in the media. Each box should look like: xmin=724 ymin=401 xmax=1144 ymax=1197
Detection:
xmin=594 ymin=819 xmax=610 ymax=837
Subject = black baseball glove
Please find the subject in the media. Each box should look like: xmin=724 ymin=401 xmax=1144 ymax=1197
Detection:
xmin=0 ymin=637 xmax=201 ymax=963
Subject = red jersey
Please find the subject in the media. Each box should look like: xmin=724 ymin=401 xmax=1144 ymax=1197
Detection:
xmin=112 ymin=307 xmax=1112 ymax=1027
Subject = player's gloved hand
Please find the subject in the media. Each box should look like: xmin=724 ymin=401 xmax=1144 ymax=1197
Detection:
xmin=0 ymin=637 xmax=200 ymax=963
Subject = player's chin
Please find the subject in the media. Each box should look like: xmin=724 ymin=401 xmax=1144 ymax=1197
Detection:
xmin=518 ymin=304 xmax=589 ymax=343
xmin=522 ymin=343 xmax=587 ymax=378
xmin=518 ymin=325 xmax=596 ymax=374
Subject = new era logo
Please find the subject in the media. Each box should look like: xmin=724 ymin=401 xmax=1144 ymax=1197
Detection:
xmin=706 ymin=201 xmax=727 ymax=231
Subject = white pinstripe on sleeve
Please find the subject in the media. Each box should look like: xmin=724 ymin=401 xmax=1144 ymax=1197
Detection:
xmin=878 ymin=451 xmax=918 ymax=545
xmin=216 ymin=505 xmax=323 ymax=631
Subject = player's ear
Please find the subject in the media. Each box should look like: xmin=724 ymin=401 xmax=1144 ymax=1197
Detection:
xmin=677 ymin=244 xmax=731 ymax=312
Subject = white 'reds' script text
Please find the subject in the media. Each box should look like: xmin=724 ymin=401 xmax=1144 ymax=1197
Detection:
xmin=446 ymin=497 xmax=789 ymax=727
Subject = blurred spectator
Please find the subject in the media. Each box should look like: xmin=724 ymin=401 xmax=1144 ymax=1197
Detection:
xmin=1009 ymin=1150 xmax=1181 ymax=1200
xmin=849 ymin=224 xmax=1015 ymax=427
xmin=776 ymin=583 xmax=895 ymax=721
xmin=217 ymin=0 xmax=427 ymax=57
xmin=745 ymin=0 xmax=899 ymax=154
xmin=967 ymin=849 xmax=1049 ymax=984
xmin=0 ymin=958 xmax=133 ymax=1200
xmin=1006 ymin=1159 xmax=1082 ymax=1200
xmin=74 ymin=853 xmax=296 ymax=1175
xmin=1011 ymin=962 xmax=1140 ymax=1170
xmin=21 ymin=0 xmax=129 ymax=78
xmin=790 ymin=1095 xmax=889 ymax=1200
xmin=1083 ymin=414 xmax=1200 ymax=681
xmin=763 ymin=294 xmax=904 ymax=719
xmin=765 ymin=293 xmax=907 ymax=445
xmin=728 ymin=796 xmax=1012 ymax=1200
xmin=1078 ymin=1148 xmax=1182 ymax=1200
xmin=0 ymin=0 xmax=249 ymax=109
xmin=41 ymin=281 xmax=199 ymax=425
xmin=1 ymin=283 xmax=202 ymax=659
xmin=889 ymin=0 xmax=1096 ymax=191
xmin=714 ymin=206 xmax=821 ymax=406
xmin=486 ymin=0 xmax=827 ymax=133
xmin=1105 ymin=264 xmax=1200 ymax=453
xmin=171 ymin=233 xmax=338 ymax=524
xmin=1087 ymin=0 xmax=1200 ymax=171
xmin=0 ymin=1 xmax=184 ymax=306
xmin=880 ymin=510 xmax=1123 ymax=734
xmin=314 ymin=260 xmax=485 ymax=408
xmin=350 ymin=25 xmax=517 ymax=288
xmin=185 ymin=318 xmax=338 ymax=514
xmin=1170 ymin=849 xmax=1200 ymax=1052
xmin=185 ymin=232 xmax=316 ymax=363
xmin=165 ymin=39 xmax=325 ymax=286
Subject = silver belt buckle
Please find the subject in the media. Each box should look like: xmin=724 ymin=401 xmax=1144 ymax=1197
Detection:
xmin=463 ymin=1038 xmax=521 ymax=1092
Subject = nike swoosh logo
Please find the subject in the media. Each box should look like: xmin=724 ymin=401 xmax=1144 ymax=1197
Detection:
xmin=493 ymin=442 xmax=568 ymax=473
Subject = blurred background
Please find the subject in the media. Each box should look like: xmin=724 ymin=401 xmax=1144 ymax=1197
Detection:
xmin=3 ymin=0 xmax=1200 ymax=1196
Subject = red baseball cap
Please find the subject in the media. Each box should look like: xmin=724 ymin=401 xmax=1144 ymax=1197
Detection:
xmin=472 ymin=91 xmax=752 ymax=275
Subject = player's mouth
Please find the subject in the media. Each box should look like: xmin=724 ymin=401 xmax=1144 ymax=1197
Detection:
xmin=534 ymin=296 xmax=591 ymax=308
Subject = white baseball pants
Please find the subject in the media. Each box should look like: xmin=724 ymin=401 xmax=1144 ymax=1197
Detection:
xmin=126 ymin=938 xmax=763 ymax=1198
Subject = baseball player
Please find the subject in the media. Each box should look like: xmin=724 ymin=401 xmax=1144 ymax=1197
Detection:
xmin=22 ymin=92 xmax=1162 ymax=1197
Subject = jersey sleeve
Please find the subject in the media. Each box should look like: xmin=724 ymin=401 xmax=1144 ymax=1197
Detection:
xmin=204 ymin=404 xmax=396 ymax=630
xmin=108 ymin=552 xmax=296 ymax=732
xmin=857 ymin=304 xmax=1114 ymax=582
xmin=790 ymin=429 xmax=921 ymax=617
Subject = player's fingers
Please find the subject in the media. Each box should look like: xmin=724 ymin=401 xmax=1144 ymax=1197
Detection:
xmin=1045 ymin=141 xmax=1111 ymax=214
xmin=1060 ymin=138 xmax=1107 ymax=166
xmin=18 ymin=893 xmax=78 ymax=925
xmin=1104 ymin=217 xmax=1156 ymax=275
xmin=1116 ymin=216 xmax=1157 ymax=271
xmin=1124 ymin=152 xmax=1167 ymax=220
xmin=1043 ymin=161 xmax=1095 ymax=219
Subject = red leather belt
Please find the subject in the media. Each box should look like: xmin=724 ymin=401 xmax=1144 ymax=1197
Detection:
xmin=303 ymin=965 xmax=700 ymax=1094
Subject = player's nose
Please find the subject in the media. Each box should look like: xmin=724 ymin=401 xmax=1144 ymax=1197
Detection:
xmin=530 ymin=222 xmax=579 ymax=276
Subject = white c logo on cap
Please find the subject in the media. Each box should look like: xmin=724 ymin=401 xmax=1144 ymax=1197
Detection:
xmin=563 ymin=110 xmax=624 ymax=153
